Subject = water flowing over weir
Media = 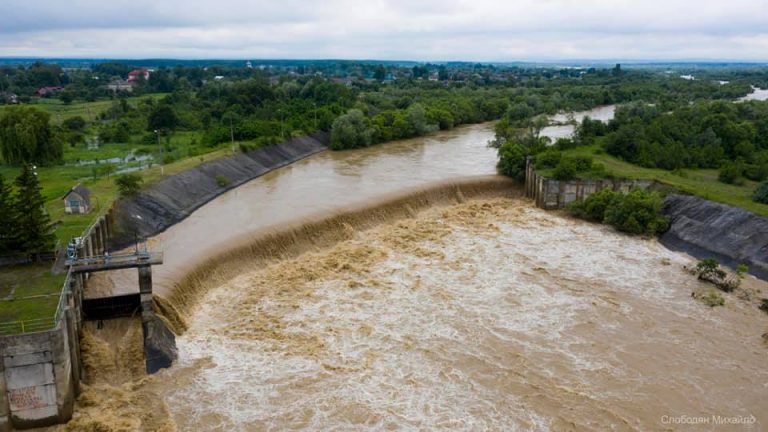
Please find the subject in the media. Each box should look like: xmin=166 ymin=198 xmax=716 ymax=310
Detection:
xmin=71 ymin=115 xmax=768 ymax=431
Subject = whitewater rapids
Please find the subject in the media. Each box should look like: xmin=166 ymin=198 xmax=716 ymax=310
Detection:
xmin=66 ymin=197 xmax=768 ymax=431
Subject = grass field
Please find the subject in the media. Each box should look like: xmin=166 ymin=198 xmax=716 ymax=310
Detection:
xmin=547 ymin=143 xmax=768 ymax=217
xmin=0 ymin=263 xmax=66 ymax=334
xmin=0 ymin=93 xmax=166 ymax=124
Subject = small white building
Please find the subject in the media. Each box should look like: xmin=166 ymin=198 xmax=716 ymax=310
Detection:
xmin=106 ymin=79 xmax=134 ymax=92
xmin=63 ymin=184 xmax=92 ymax=214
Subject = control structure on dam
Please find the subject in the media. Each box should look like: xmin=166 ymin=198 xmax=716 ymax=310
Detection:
xmin=0 ymin=213 xmax=177 ymax=431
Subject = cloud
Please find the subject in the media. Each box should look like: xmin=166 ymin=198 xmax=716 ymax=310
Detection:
xmin=0 ymin=0 xmax=766 ymax=60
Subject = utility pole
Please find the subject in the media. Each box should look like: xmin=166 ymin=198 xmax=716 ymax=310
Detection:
xmin=313 ymin=102 xmax=317 ymax=131
xmin=155 ymin=129 xmax=164 ymax=176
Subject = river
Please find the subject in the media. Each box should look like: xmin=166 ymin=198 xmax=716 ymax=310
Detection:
xmin=739 ymin=86 xmax=768 ymax=102
xmin=74 ymin=106 xmax=768 ymax=431
xmin=540 ymin=105 xmax=616 ymax=141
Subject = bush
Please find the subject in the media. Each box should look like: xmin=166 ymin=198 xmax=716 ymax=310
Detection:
xmin=693 ymin=259 xmax=747 ymax=292
xmin=753 ymin=182 xmax=768 ymax=204
xmin=572 ymin=155 xmax=593 ymax=172
xmin=743 ymin=164 xmax=768 ymax=182
xmin=496 ymin=142 xmax=527 ymax=181
xmin=603 ymin=188 xmax=669 ymax=236
xmin=62 ymin=116 xmax=86 ymax=131
xmin=215 ymin=175 xmax=230 ymax=187
xmin=534 ymin=150 xmax=562 ymax=169
xmin=696 ymin=289 xmax=725 ymax=307
xmin=718 ymin=163 xmax=744 ymax=185
xmin=569 ymin=188 xmax=618 ymax=221
xmin=760 ymin=298 xmax=768 ymax=314
xmin=552 ymin=158 xmax=577 ymax=180
xmin=115 ymin=173 xmax=143 ymax=196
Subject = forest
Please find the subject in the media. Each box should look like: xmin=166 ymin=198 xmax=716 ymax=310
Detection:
xmin=1 ymin=60 xmax=768 ymax=253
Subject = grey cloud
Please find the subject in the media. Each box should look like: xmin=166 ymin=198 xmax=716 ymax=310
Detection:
xmin=0 ymin=0 xmax=766 ymax=60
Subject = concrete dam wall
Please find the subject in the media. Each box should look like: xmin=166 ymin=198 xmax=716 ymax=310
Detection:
xmin=111 ymin=132 xmax=330 ymax=248
xmin=662 ymin=194 xmax=768 ymax=280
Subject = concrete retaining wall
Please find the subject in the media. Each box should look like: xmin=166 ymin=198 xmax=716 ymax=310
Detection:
xmin=524 ymin=158 xmax=653 ymax=209
xmin=110 ymin=132 xmax=329 ymax=249
xmin=0 ymin=279 xmax=82 ymax=432
xmin=661 ymin=194 xmax=768 ymax=280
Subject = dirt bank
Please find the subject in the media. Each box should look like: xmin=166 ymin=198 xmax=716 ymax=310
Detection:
xmin=110 ymin=132 xmax=329 ymax=248
xmin=662 ymin=194 xmax=768 ymax=279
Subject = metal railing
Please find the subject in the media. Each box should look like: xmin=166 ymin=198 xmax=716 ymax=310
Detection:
xmin=0 ymin=209 xmax=111 ymax=337
xmin=0 ymin=273 xmax=69 ymax=337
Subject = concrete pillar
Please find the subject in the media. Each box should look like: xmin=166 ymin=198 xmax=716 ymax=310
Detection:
xmin=137 ymin=266 xmax=177 ymax=374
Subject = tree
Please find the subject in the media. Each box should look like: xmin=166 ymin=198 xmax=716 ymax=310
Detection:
xmin=330 ymin=109 xmax=374 ymax=150
xmin=405 ymin=103 xmax=435 ymax=136
xmin=115 ymin=173 xmax=143 ymax=196
xmin=496 ymin=142 xmax=528 ymax=181
xmin=0 ymin=174 xmax=18 ymax=254
xmin=13 ymin=165 xmax=55 ymax=253
xmin=147 ymin=104 xmax=179 ymax=132
xmin=62 ymin=116 xmax=86 ymax=131
xmin=0 ymin=106 xmax=62 ymax=165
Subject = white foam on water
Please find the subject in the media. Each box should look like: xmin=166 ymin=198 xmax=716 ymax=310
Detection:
xmin=161 ymin=200 xmax=768 ymax=431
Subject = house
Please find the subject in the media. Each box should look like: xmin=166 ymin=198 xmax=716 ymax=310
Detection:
xmin=127 ymin=68 xmax=150 ymax=82
xmin=106 ymin=79 xmax=134 ymax=92
xmin=35 ymin=86 xmax=64 ymax=97
xmin=63 ymin=184 xmax=92 ymax=214
xmin=0 ymin=92 xmax=18 ymax=104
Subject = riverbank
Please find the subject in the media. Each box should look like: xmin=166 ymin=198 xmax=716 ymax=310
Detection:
xmin=110 ymin=132 xmax=330 ymax=248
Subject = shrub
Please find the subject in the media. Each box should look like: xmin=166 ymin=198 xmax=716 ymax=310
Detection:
xmin=552 ymin=158 xmax=577 ymax=180
xmin=115 ymin=173 xmax=143 ymax=196
xmin=696 ymin=289 xmax=725 ymax=307
xmin=215 ymin=175 xmax=230 ymax=187
xmin=753 ymin=182 xmax=768 ymax=204
xmin=693 ymin=259 xmax=747 ymax=292
xmin=718 ymin=163 xmax=744 ymax=185
xmin=760 ymin=298 xmax=768 ymax=314
xmin=743 ymin=164 xmax=768 ymax=182
xmin=62 ymin=116 xmax=86 ymax=131
xmin=569 ymin=188 xmax=618 ymax=221
xmin=602 ymin=188 xmax=669 ymax=236
xmin=534 ymin=150 xmax=561 ymax=169
xmin=571 ymin=155 xmax=593 ymax=172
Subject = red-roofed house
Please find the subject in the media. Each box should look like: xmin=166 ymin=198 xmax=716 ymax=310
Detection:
xmin=127 ymin=68 xmax=150 ymax=82
xmin=35 ymin=86 xmax=64 ymax=97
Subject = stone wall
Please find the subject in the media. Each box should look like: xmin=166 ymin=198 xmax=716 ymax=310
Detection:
xmin=524 ymin=158 xmax=653 ymax=209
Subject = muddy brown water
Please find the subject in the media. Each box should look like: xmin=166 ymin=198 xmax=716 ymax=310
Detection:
xmin=74 ymin=115 xmax=768 ymax=431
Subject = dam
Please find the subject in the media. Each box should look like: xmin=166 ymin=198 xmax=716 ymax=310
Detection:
xmin=68 ymin=114 xmax=768 ymax=430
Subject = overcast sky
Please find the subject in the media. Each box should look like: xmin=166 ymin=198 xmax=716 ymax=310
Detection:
xmin=1 ymin=0 xmax=767 ymax=61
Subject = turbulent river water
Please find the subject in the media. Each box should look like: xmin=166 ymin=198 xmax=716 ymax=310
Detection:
xmin=72 ymin=108 xmax=768 ymax=431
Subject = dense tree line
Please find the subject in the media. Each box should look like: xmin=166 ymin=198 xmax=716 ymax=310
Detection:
xmin=596 ymin=101 xmax=768 ymax=174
